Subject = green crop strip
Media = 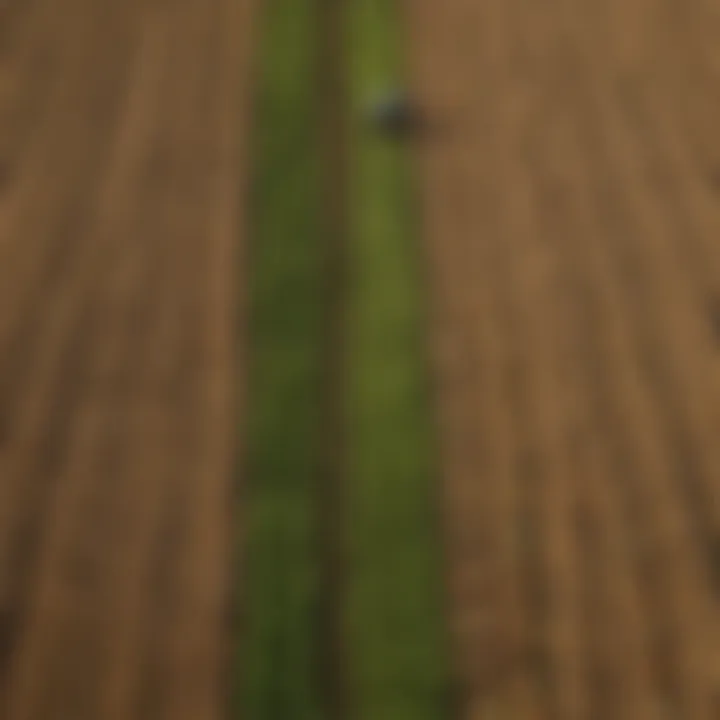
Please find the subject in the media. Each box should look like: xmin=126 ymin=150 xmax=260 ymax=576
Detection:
xmin=238 ymin=0 xmax=448 ymax=716
xmin=237 ymin=0 xmax=323 ymax=715
xmin=346 ymin=1 xmax=449 ymax=718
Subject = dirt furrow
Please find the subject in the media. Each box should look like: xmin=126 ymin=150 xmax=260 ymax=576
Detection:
xmin=0 ymin=1 xmax=142 ymax=468
xmin=553 ymin=3 xmax=717 ymax=714
xmin=0 ymin=0 xmax=91 ymax=179
xmin=125 ymin=0 xmax=253 ymax=716
xmin=0 ymin=7 xmax=164 ymax=674
xmin=405 ymin=3 xmax=531 ymax=715
xmin=410 ymin=0 xmax=720 ymax=716
xmin=0 ymin=0 xmax=253 ymax=716
xmin=536 ymin=103 xmax=665 ymax=718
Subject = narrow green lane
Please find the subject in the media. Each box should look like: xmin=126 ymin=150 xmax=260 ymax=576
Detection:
xmin=237 ymin=0 xmax=449 ymax=716
xmin=346 ymin=1 xmax=449 ymax=718
xmin=237 ymin=0 xmax=323 ymax=715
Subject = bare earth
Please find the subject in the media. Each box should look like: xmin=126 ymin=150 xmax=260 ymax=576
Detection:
xmin=407 ymin=0 xmax=720 ymax=717
xmin=0 ymin=0 xmax=254 ymax=718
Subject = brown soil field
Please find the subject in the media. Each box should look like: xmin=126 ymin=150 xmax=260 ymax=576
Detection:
xmin=0 ymin=0 xmax=255 ymax=717
xmin=407 ymin=0 xmax=720 ymax=717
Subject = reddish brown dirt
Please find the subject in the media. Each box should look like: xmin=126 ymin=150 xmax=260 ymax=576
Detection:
xmin=0 ymin=0 xmax=254 ymax=717
xmin=407 ymin=0 xmax=720 ymax=717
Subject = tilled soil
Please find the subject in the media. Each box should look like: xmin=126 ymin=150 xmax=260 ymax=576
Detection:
xmin=0 ymin=0 xmax=254 ymax=717
xmin=406 ymin=0 xmax=720 ymax=717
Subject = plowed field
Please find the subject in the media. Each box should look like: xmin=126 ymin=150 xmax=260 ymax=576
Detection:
xmin=407 ymin=0 xmax=720 ymax=717
xmin=6 ymin=0 xmax=720 ymax=717
xmin=0 ymin=0 xmax=254 ymax=717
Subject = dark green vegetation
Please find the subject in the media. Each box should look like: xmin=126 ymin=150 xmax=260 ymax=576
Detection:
xmin=346 ymin=0 xmax=448 ymax=718
xmin=238 ymin=0 xmax=323 ymax=715
xmin=239 ymin=0 xmax=447 ymax=716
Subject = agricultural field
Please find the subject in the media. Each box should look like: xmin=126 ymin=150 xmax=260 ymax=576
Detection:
xmin=2 ymin=0 xmax=720 ymax=718
xmin=0 ymin=0 xmax=253 ymax=717
xmin=408 ymin=0 xmax=720 ymax=717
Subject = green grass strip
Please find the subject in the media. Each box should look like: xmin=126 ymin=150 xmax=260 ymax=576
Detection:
xmin=237 ymin=0 xmax=323 ymax=716
xmin=347 ymin=1 xmax=450 ymax=718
